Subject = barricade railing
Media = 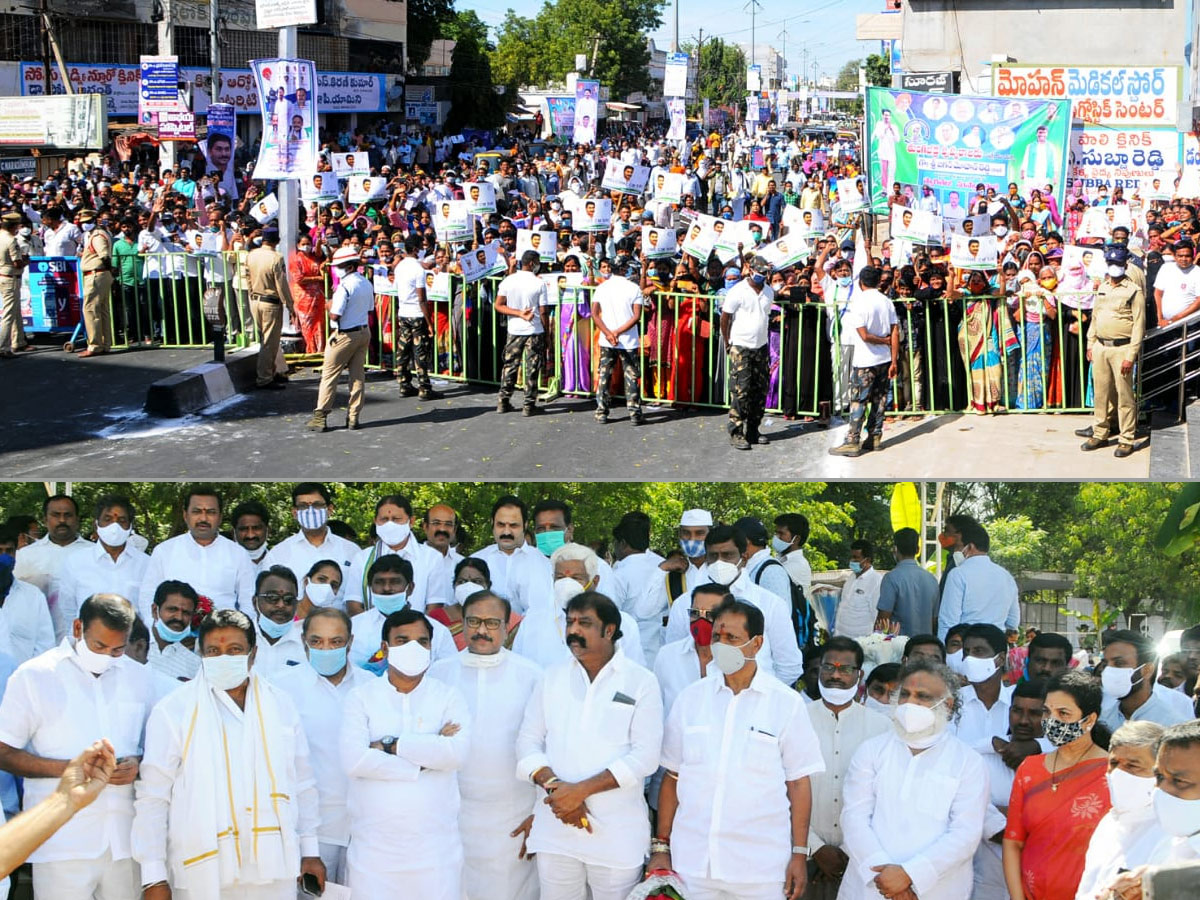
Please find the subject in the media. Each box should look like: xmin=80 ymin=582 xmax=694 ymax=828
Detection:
xmin=92 ymin=256 xmax=1150 ymax=419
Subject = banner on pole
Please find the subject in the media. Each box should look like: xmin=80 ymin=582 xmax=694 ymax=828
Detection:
xmin=667 ymin=98 xmax=686 ymax=141
xmin=250 ymin=57 xmax=318 ymax=180
xmin=573 ymin=79 xmax=599 ymax=143
xmin=664 ymin=52 xmax=689 ymax=98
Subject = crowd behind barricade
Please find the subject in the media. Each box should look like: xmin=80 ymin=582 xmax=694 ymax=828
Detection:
xmin=0 ymin=484 xmax=1198 ymax=900
xmin=1 ymin=121 xmax=1199 ymax=452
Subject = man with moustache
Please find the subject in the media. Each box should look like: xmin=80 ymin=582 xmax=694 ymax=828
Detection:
xmin=430 ymin=590 xmax=543 ymax=900
xmin=14 ymin=494 xmax=90 ymax=640
xmin=472 ymin=495 xmax=553 ymax=616
xmin=423 ymin=504 xmax=464 ymax=601
xmin=145 ymin=581 xmax=201 ymax=683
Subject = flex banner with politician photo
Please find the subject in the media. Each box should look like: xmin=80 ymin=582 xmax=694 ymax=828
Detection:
xmin=864 ymin=86 xmax=1071 ymax=217
xmin=251 ymin=57 xmax=318 ymax=180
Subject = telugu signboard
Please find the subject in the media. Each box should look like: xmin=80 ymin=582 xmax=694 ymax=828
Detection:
xmin=156 ymin=109 xmax=196 ymax=140
xmin=899 ymin=72 xmax=957 ymax=94
xmin=138 ymin=55 xmax=179 ymax=117
xmin=0 ymin=94 xmax=107 ymax=148
xmin=254 ymin=0 xmax=316 ymax=29
xmin=991 ymin=64 xmax=1182 ymax=128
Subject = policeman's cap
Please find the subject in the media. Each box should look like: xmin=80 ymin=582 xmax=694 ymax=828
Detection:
xmin=1104 ymin=245 xmax=1130 ymax=266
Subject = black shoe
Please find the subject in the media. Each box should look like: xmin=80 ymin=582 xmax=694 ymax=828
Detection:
xmin=861 ymin=434 xmax=879 ymax=452
xmin=1074 ymin=425 xmax=1094 ymax=438
xmin=417 ymin=387 xmax=442 ymax=401
xmin=273 ymin=374 xmax=289 ymax=384
xmin=1114 ymin=444 xmax=1135 ymax=458
xmin=630 ymin=415 xmax=644 ymax=427
xmin=730 ymin=434 xmax=751 ymax=450
xmin=594 ymin=411 xmax=609 ymax=424
xmin=397 ymin=383 xmax=419 ymax=397
xmin=1081 ymin=437 xmax=1109 ymax=451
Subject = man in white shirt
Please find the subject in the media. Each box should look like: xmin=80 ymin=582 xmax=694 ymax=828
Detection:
xmin=348 ymin=555 xmax=457 ymax=670
xmin=610 ymin=512 xmax=668 ymax=665
xmin=1154 ymin=240 xmax=1200 ymax=325
xmin=145 ymin=579 xmax=200 ymax=683
xmin=393 ymin=234 xmax=441 ymax=400
xmin=344 ymin=493 xmax=445 ymax=615
xmin=721 ymin=257 xmax=775 ymax=449
xmin=138 ymin=486 xmax=257 ymax=622
xmin=133 ymin=608 xmax=325 ymax=899
xmin=341 ymin=607 xmax=470 ymax=898
xmin=261 ymin=483 xmax=359 ymax=595
xmin=423 ymin=502 xmax=464 ymax=603
xmin=473 ymin=495 xmax=553 ymax=616
xmin=249 ymin=566 xmax=307 ymax=678
xmin=653 ymin=583 xmax=730 ymax=721
xmin=1099 ymin=629 xmax=1191 ymax=731
xmin=496 ymin=251 xmax=551 ymax=415
xmin=517 ymin=591 xmax=663 ymax=900
xmin=829 ymin=266 xmax=899 ymax=457
xmin=773 ymin=513 xmax=819 ymax=645
xmin=274 ymin=608 xmax=374 ymax=885
xmin=41 ymin=205 xmax=82 ymax=256
xmin=840 ymin=659 xmax=989 ymax=900
xmin=430 ymin=590 xmax=543 ymax=900
xmin=58 ymin=494 xmax=149 ymax=636
xmin=834 ymin=540 xmax=882 ymax=640
xmin=14 ymin=493 xmax=91 ymax=641
xmin=0 ymin=593 xmax=153 ymax=898
xmin=590 ymin=261 xmax=644 ymax=425
xmin=937 ymin=522 xmax=1020 ymax=641
xmin=654 ymin=508 xmax=713 ymax=624
xmin=230 ymin=499 xmax=273 ymax=570
xmin=654 ymin=597 xmax=825 ymax=900
xmin=0 ymin=565 xmax=54 ymax=664
xmin=803 ymin=637 xmax=891 ymax=900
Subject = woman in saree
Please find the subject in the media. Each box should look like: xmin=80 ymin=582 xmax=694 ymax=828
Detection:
xmin=1004 ymin=670 xmax=1111 ymax=900
xmin=1008 ymin=265 xmax=1058 ymax=409
xmin=640 ymin=257 xmax=674 ymax=401
xmin=670 ymin=256 xmax=708 ymax=405
xmin=1051 ymin=258 xmax=1095 ymax=409
xmin=954 ymin=268 xmax=1017 ymax=413
xmin=557 ymin=253 xmax=592 ymax=394
xmin=288 ymin=235 xmax=328 ymax=353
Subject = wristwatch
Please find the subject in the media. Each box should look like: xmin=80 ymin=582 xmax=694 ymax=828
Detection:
xmin=380 ymin=735 xmax=398 ymax=755
xmin=791 ymin=845 xmax=811 ymax=856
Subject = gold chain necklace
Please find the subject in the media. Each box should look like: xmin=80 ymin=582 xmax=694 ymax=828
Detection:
xmin=1050 ymin=742 xmax=1090 ymax=792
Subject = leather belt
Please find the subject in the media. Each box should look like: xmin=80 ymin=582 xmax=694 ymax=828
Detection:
xmin=253 ymin=295 xmax=281 ymax=305
xmin=1097 ymin=337 xmax=1131 ymax=347
xmin=339 ymin=324 xmax=368 ymax=333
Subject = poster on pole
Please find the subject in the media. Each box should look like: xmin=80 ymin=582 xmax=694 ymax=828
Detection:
xmin=949 ymin=233 xmax=998 ymax=269
xmin=546 ymin=97 xmax=575 ymax=137
xmin=300 ymin=171 xmax=341 ymax=204
xmin=255 ymin=0 xmax=317 ymax=30
xmin=348 ymin=176 xmax=388 ymax=203
xmin=745 ymin=96 xmax=759 ymax=137
xmin=199 ymin=102 xmax=239 ymax=200
xmin=664 ymin=52 xmax=689 ymax=98
xmin=459 ymin=243 xmax=506 ymax=283
xmin=573 ymin=196 xmax=612 ymax=232
xmin=747 ymin=65 xmax=761 ymax=92
xmin=250 ymin=57 xmax=318 ymax=180
xmin=654 ymin=171 xmax=686 ymax=204
xmin=573 ymin=80 xmax=599 ymax=144
xmin=667 ymin=98 xmax=686 ymax=141
xmin=434 ymin=200 xmax=473 ymax=243
xmin=516 ymin=228 xmax=557 ymax=263
xmin=890 ymin=206 xmax=942 ymax=244
xmin=464 ymin=180 xmax=498 ymax=214
xmin=642 ymin=225 xmax=677 ymax=259
xmin=331 ymin=152 xmax=369 ymax=177
xmin=139 ymin=55 xmax=179 ymax=121
xmin=864 ymin=86 xmax=1070 ymax=216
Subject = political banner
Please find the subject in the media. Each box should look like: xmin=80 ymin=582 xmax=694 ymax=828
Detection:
xmin=991 ymin=64 xmax=1181 ymax=128
xmin=664 ymin=52 xmax=689 ymax=98
xmin=139 ymin=55 xmax=179 ymax=118
xmin=890 ymin=206 xmax=942 ymax=244
xmin=573 ymin=196 xmax=612 ymax=232
xmin=349 ymin=176 xmax=388 ymax=204
xmin=516 ymin=228 xmax=557 ymax=263
xmin=1178 ymin=134 xmax=1200 ymax=199
xmin=864 ymin=86 xmax=1071 ymax=216
xmin=574 ymin=80 xmax=599 ymax=144
xmin=642 ymin=225 xmax=678 ymax=259
xmin=836 ymin=177 xmax=868 ymax=213
xmin=654 ymin=171 xmax=686 ymax=204
xmin=371 ymin=263 xmax=395 ymax=295
xmin=250 ymin=192 xmax=280 ymax=224
xmin=601 ymin=158 xmax=650 ymax=195
xmin=745 ymin=96 xmax=759 ymax=137
xmin=891 ymin=238 xmax=914 ymax=268
xmin=200 ymin=102 xmax=238 ymax=200
xmin=464 ymin=180 xmax=497 ymax=215
xmin=782 ymin=205 xmax=825 ymax=239
xmin=22 ymin=257 xmax=81 ymax=331
xmin=682 ymin=214 xmax=718 ymax=261
xmin=1067 ymin=126 xmax=1180 ymax=199
xmin=434 ymin=200 xmax=473 ymax=243
xmin=747 ymin=65 xmax=761 ymax=92
xmin=425 ymin=270 xmax=452 ymax=303
xmin=255 ymin=0 xmax=317 ymax=30
xmin=546 ymin=97 xmax=575 ymax=137
xmin=542 ymin=271 xmax=585 ymax=307
xmin=952 ymin=213 xmax=992 ymax=238
xmin=1078 ymin=204 xmax=1132 ymax=240
xmin=301 ymin=171 xmax=341 ymax=203
xmin=250 ymin=57 xmax=317 ymax=180
xmin=331 ymin=152 xmax=369 ymax=177
xmin=459 ymin=244 xmax=505 ymax=283
xmin=156 ymin=110 xmax=195 ymax=140
xmin=949 ymin=233 xmax=998 ymax=269
xmin=759 ymin=234 xmax=811 ymax=271
xmin=1062 ymin=245 xmax=1107 ymax=280
xmin=667 ymin=98 xmax=686 ymax=142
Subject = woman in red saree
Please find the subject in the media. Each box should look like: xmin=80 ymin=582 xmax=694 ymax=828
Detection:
xmin=669 ymin=259 xmax=709 ymax=405
xmin=289 ymin=236 xmax=328 ymax=352
xmin=1004 ymin=670 xmax=1111 ymax=900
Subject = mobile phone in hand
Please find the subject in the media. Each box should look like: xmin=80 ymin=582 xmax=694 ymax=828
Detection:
xmin=300 ymin=872 xmax=322 ymax=896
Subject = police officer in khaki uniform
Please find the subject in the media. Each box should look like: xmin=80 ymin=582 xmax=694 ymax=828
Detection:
xmin=245 ymin=226 xmax=295 ymax=389
xmin=0 ymin=211 xmax=28 ymax=358
xmin=307 ymin=245 xmax=373 ymax=432
xmin=1082 ymin=245 xmax=1144 ymax=458
xmin=77 ymin=208 xmax=114 ymax=357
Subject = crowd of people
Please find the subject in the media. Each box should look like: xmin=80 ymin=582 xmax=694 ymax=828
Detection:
xmin=0 ymin=484 xmax=1197 ymax=899
xmin=3 ymin=119 xmax=1194 ymax=452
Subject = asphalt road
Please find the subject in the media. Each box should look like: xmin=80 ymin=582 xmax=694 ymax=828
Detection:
xmin=0 ymin=342 xmax=1153 ymax=480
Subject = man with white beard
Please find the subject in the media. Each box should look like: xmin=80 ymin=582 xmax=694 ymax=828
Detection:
xmin=430 ymin=590 xmax=542 ymax=900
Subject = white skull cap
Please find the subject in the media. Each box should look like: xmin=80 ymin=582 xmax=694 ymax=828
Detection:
xmin=679 ymin=509 xmax=713 ymax=527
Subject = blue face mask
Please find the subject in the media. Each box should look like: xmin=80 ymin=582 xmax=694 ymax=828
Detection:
xmin=837 ymin=276 xmax=853 ymax=288
xmin=680 ymin=538 xmax=705 ymax=558
xmin=372 ymin=590 xmax=409 ymax=615
xmin=751 ymin=273 xmax=766 ymax=286
xmin=722 ymin=213 xmax=733 ymax=220
xmin=849 ymin=560 xmax=863 ymax=574
xmin=259 ymin=614 xmax=292 ymax=640
xmin=154 ymin=617 xmax=191 ymax=644
xmin=308 ymin=646 xmax=348 ymax=677
xmin=535 ymin=530 xmax=566 ymax=557
xmin=0 ymin=553 xmax=13 ymax=570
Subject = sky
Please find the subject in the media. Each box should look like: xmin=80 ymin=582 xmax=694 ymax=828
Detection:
xmin=470 ymin=0 xmax=884 ymax=86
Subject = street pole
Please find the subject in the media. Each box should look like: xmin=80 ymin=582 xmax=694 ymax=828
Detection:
xmin=209 ymin=0 xmax=221 ymax=113
xmin=157 ymin=0 xmax=176 ymax=171
xmin=278 ymin=26 xmax=298 ymax=261
xmin=747 ymin=0 xmax=761 ymax=75
xmin=673 ymin=0 xmax=679 ymax=52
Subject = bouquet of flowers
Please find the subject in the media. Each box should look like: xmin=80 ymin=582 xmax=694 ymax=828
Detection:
xmin=858 ymin=632 xmax=908 ymax=678
xmin=624 ymin=870 xmax=687 ymax=900
xmin=190 ymin=595 xmax=215 ymax=633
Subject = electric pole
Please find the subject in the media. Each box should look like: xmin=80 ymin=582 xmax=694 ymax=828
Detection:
xmin=778 ymin=26 xmax=788 ymax=90
xmin=278 ymin=24 xmax=298 ymax=261
xmin=673 ymin=0 xmax=679 ymax=52
xmin=746 ymin=0 xmax=762 ymax=77
xmin=210 ymin=0 xmax=221 ymax=109
xmin=692 ymin=28 xmax=705 ymax=103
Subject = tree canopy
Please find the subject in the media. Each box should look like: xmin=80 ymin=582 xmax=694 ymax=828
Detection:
xmin=682 ymin=38 xmax=747 ymax=110
xmin=442 ymin=10 xmax=507 ymax=131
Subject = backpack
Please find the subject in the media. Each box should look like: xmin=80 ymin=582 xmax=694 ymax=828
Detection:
xmin=753 ymin=558 xmax=816 ymax=647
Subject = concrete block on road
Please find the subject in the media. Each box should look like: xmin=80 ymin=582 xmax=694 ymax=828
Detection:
xmin=144 ymin=347 xmax=260 ymax=417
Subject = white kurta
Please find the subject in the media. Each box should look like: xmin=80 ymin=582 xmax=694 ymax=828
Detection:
xmin=471 ymin=542 xmax=554 ymax=615
xmin=516 ymin=653 xmax=663 ymax=870
xmin=340 ymin=673 xmax=470 ymax=899
xmin=1074 ymin=802 xmax=1158 ymax=900
xmin=834 ymin=568 xmax=881 ymax=640
xmin=347 ymin=607 xmax=458 ymax=669
xmin=13 ymin=535 xmax=91 ymax=641
xmin=57 ymin=541 xmax=149 ymax=637
xmin=838 ymin=731 xmax=988 ymax=900
xmin=261 ymin=529 xmax=359 ymax=601
xmin=137 ymin=533 xmax=258 ymax=621
xmin=343 ymin=538 xmax=448 ymax=612
xmin=0 ymin=578 xmax=55 ymax=664
xmin=511 ymin=601 xmax=646 ymax=670
xmin=611 ymin=551 xmax=668 ymax=665
xmin=251 ymin=624 xmax=307 ymax=680
xmin=430 ymin=649 xmax=543 ymax=900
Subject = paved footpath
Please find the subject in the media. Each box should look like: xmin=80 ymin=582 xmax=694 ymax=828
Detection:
xmin=0 ymin=346 xmax=1152 ymax=480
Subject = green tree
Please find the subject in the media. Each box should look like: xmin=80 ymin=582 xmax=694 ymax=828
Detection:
xmin=407 ymin=0 xmax=458 ymax=72
xmin=443 ymin=10 xmax=507 ymax=131
xmin=491 ymin=0 xmax=666 ymax=98
xmin=983 ymin=515 xmax=1047 ymax=578
xmin=687 ymin=37 xmax=747 ymax=110
xmin=835 ymin=59 xmax=861 ymax=92
xmin=865 ymin=53 xmax=891 ymax=87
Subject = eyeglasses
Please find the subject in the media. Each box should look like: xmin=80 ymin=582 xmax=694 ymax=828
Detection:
xmin=688 ymin=608 xmax=715 ymax=623
xmin=819 ymin=663 xmax=860 ymax=676
xmin=256 ymin=592 xmax=297 ymax=604
xmin=464 ymin=616 xmax=504 ymax=631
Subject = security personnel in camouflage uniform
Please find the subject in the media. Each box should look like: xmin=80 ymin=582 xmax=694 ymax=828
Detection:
xmin=495 ymin=249 xmax=550 ymax=415
xmin=720 ymin=255 xmax=774 ymax=450
xmin=77 ymin=209 xmax=114 ymax=357
xmin=0 ymin=211 xmax=27 ymax=357
xmin=1082 ymin=244 xmax=1144 ymax=458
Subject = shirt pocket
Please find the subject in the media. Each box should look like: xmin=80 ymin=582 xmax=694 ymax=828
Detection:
xmin=681 ymin=724 xmax=711 ymax=767
xmin=745 ymin=729 xmax=782 ymax=775
xmin=114 ymin=701 xmax=146 ymax=757
xmin=603 ymin=701 xmax=636 ymax=750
